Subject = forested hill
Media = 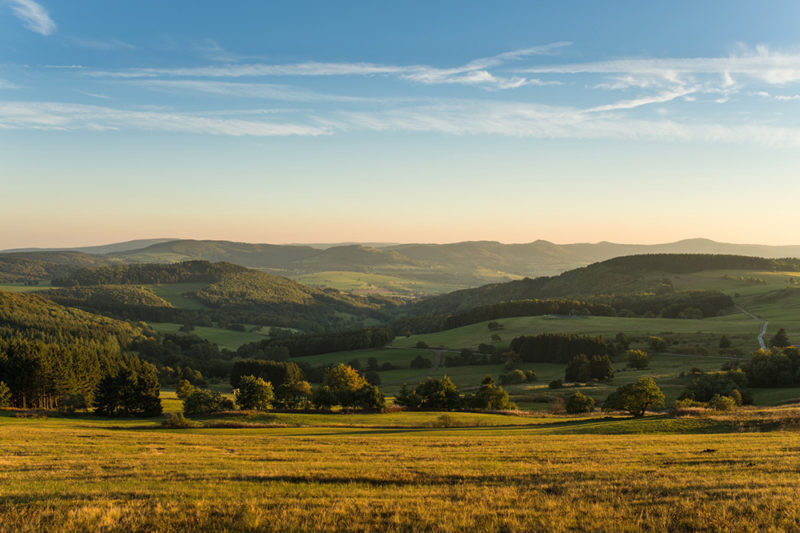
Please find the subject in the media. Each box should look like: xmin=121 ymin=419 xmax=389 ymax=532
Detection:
xmin=0 ymin=251 xmax=118 ymax=283
xmin=0 ymin=291 xmax=157 ymax=410
xmin=52 ymin=260 xmax=248 ymax=286
xmin=0 ymin=290 xmax=146 ymax=345
xmin=406 ymin=254 xmax=784 ymax=316
xmin=48 ymin=261 xmax=397 ymax=331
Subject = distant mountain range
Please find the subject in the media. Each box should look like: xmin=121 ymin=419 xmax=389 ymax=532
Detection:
xmin=2 ymin=238 xmax=800 ymax=293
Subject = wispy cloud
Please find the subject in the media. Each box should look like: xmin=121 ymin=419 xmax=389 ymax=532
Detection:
xmin=7 ymin=0 xmax=56 ymax=36
xmin=68 ymin=36 xmax=136 ymax=51
xmin=520 ymin=45 xmax=800 ymax=86
xmin=0 ymin=101 xmax=329 ymax=136
xmin=130 ymin=79 xmax=370 ymax=102
xmin=87 ymin=43 xmax=570 ymax=90
xmin=4 ymin=98 xmax=797 ymax=148
xmin=0 ymin=79 xmax=20 ymax=89
xmin=585 ymin=87 xmax=697 ymax=112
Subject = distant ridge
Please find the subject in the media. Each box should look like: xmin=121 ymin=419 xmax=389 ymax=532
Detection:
xmin=0 ymin=238 xmax=176 ymax=255
xmin=3 ymin=237 xmax=800 ymax=292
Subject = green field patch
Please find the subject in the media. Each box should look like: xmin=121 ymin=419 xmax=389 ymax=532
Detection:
xmin=148 ymin=322 xmax=271 ymax=349
xmin=392 ymin=314 xmax=762 ymax=352
xmin=149 ymin=282 xmax=211 ymax=309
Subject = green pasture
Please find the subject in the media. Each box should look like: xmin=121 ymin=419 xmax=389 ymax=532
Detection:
xmin=148 ymin=282 xmax=211 ymax=309
xmin=0 ymin=282 xmax=52 ymax=293
xmin=392 ymin=314 xmax=763 ymax=352
xmin=148 ymin=322 xmax=272 ymax=349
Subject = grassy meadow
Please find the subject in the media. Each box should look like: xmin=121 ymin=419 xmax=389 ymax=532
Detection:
xmin=1 ymin=408 xmax=800 ymax=532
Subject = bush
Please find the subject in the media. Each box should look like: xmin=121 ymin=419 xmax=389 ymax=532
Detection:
xmin=626 ymin=349 xmax=649 ymax=370
xmin=184 ymin=388 xmax=232 ymax=416
xmin=548 ymin=379 xmax=563 ymax=389
xmin=410 ymin=355 xmax=432 ymax=369
xmin=175 ymin=379 xmax=196 ymax=401
xmin=234 ymin=376 xmax=274 ymax=411
xmin=161 ymin=412 xmax=200 ymax=428
xmin=500 ymin=369 xmax=527 ymax=385
xmin=565 ymin=392 xmax=595 ymax=414
xmin=274 ymin=380 xmax=312 ymax=409
xmin=415 ymin=341 xmax=429 ymax=349
xmin=470 ymin=376 xmax=511 ymax=410
xmin=397 ymin=376 xmax=462 ymax=410
xmin=648 ymin=336 xmax=667 ymax=352
xmin=525 ymin=370 xmax=538 ymax=382
xmin=365 ymin=370 xmax=381 ymax=386
xmin=708 ymin=394 xmax=736 ymax=411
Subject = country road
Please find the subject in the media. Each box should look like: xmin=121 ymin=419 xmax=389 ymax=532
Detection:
xmin=736 ymin=305 xmax=769 ymax=350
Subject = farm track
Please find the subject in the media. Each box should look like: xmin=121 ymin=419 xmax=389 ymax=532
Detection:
xmin=736 ymin=305 xmax=769 ymax=350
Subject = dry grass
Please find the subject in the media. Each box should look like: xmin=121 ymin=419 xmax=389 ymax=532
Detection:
xmin=1 ymin=411 xmax=799 ymax=531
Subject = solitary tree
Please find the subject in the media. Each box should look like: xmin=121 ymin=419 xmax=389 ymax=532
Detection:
xmin=603 ymin=377 xmax=664 ymax=417
xmin=770 ymin=328 xmax=791 ymax=348
xmin=234 ymin=375 xmax=273 ymax=411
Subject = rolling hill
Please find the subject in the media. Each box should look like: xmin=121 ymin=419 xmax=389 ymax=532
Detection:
xmin=406 ymin=254 xmax=800 ymax=316
xmin=4 ymin=237 xmax=800 ymax=296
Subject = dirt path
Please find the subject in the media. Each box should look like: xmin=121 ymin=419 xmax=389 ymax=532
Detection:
xmin=736 ymin=305 xmax=768 ymax=350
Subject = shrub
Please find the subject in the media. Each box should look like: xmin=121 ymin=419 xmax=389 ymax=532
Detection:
xmin=500 ymin=369 xmax=527 ymax=385
xmin=183 ymin=388 xmax=232 ymax=416
xmin=161 ymin=412 xmax=200 ymax=428
xmin=470 ymin=376 xmax=511 ymax=410
xmin=410 ymin=355 xmax=432 ymax=369
xmin=175 ymin=379 xmax=196 ymax=401
xmin=234 ymin=376 xmax=273 ymax=411
xmin=548 ymin=379 xmax=563 ymax=389
xmin=626 ymin=349 xmax=649 ymax=370
xmin=565 ymin=392 xmax=595 ymax=414
xmin=648 ymin=336 xmax=667 ymax=352
xmin=525 ymin=370 xmax=538 ymax=382
xmin=365 ymin=370 xmax=381 ymax=386
xmin=708 ymin=394 xmax=736 ymax=411
xmin=415 ymin=341 xmax=429 ymax=349
xmin=274 ymin=380 xmax=312 ymax=409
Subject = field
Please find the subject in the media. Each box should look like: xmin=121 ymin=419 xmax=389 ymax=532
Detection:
xmin=290 ymin=270 xmax=462 ymax=297
xmin=2 ymin=409 xmax=800 ymax=532
xmin=392 ymin=314 xmax=763 ymax=352
xmin=148 ymin=322 xmax=273 ymax=350
xmin=0 ymin=282 xmax=52 ymax=293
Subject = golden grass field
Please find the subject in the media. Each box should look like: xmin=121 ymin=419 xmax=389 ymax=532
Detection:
xmin=1 ymin=409 xmax=800 ymax=532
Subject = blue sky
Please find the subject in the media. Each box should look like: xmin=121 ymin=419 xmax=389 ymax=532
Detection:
xmin=2 ymin=1 xmax=800 ymax=248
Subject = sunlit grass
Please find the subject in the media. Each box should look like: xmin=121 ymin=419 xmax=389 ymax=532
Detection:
xmin=1 ymin=409 xmax=800 ymax=531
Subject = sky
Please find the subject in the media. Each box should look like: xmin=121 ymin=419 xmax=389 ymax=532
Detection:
xmin=2 ymin=1 xmax=800 ymax=249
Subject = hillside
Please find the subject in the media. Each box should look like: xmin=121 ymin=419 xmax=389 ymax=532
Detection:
xmin=51 ymin=261 xmax=396 ymax=331
xmin=0 ymin=251 xmax=119 ymax=283
xmin=407 ymin=254 xmax=796 ymax=316
xmin=115 ymin=240 xmax=319 ymax=267
xmin=52 ymin=260 xmax=247 ymax=286
xmin=0 ymin=290 xmax=146 ymax=345
xmin=5 ymin=238 xmax=800 ymax=296
xmin=45 ymin=285 xmax=174 ymax=315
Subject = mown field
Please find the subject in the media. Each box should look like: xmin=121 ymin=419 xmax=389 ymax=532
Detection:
xmin=1 ymin=409 xmax=800 ymax=532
